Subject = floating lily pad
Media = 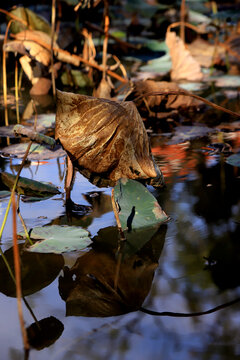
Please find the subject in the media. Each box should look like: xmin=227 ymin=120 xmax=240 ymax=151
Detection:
xmin=114 ymin=179 xmax=168 ymax=231
xmin=0 ymin=172 xmax=60 ymax=198
xmin=210 ymin=75 xmax=240 ymax=88
xmin=26 ymin=225 xmax=92 ymax=254
xmin=0 ymin=125 xmax=16 ymax=138
xmin=0 ymin=142 xmax=66 ymax=160
xmin=226 ymin=153 xmax=240 ymax=167
xmin=25 ymin=113 xmax=56 ymax=132
xmin=140 ymin=54 xmax=171 ymax=75
xmin=168 ymin=125 xmax=216 ymax=144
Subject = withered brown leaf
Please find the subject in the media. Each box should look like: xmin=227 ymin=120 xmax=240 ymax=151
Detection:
xmin=126 ymin=80 xmax=201 ymax=111
xmin=55 ymin=90 xmax=163 ymax=186
xmin=166 ymin=31 xmax=203 ymax=81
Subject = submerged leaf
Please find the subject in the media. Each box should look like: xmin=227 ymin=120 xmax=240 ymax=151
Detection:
xmin=26 ymin=225 xmax=92 ymax=253
xmin=0 ymin=172 xmax=60 ymax=197
xmin=55 ymin=90 xmax=163 ymax=186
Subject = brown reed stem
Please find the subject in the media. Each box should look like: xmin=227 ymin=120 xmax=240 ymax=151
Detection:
xmin=12 ymin=193 xmax=29 ymax=351
xmin=15 ymin=59 xmax=20 ymax=124
xmin=51 ymin=0 xmax=56 ymax=97
xmin=102 ymin=0 xmax=109 ymax=80
xmin=3 ymin=19 xmax=13 ymax=126
xmin=180 ymin=0 xmax=186 ymax=42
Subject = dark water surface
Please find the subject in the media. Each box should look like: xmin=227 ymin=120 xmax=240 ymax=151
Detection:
xmin=0 ymin=130 xmax=240 ymax=360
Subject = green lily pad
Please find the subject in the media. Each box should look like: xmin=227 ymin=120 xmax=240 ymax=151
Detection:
xmin=114 ymin=179 xmax=168 ymax=231
xmin=0 ymin=142 xmax=66 ymax=160
xmin=226 ymin=153 xmax=240 ymax=167
xmin=26 ymin=225 xmax=92 ymax=254
xmin=0 ymin=172 xmax=60 ymax=198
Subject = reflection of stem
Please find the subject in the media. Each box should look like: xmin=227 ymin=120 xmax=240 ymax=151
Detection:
xmin=0 ymin=141 xmax=32 ymax=242
xmin=140 ymin=296 xmax=240 ymax=317
xmin=133 ymin=90 xmax=240 ymax=118
xmin=12 ymin=194 xmax=29 ymax=351
xmin=111 ymin=189 xmax=126 ymax=242
xmin=111 ymin=188 xmax=126 ymax=290
xmin=17 ymin=194 xmax=33 ymax=245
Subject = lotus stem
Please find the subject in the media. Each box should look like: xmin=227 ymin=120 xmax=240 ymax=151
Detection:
xmin=2 ymin=19 xmax=13 ymax=126
xmin=15 ymin=59 xmax=20 ymax=124
xmin=102 ymin=0 xmax=109 ymax=80
xmin=51 ymin=0 xmax=56 ymax=97
xmin=12 ymin=193 xmax=29 ymax=352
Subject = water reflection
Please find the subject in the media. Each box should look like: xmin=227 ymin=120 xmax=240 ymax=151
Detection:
xmin=0 ymin=244 xmax=64 ymax=297
xmin=205 ymin=224 xmax=240 ymax=291
xmin=59 ymin=225 xmax=167 ymax=317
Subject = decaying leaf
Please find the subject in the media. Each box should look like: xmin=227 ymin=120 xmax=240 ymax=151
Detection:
xmin=13 ymin=125 xmax=56 ymax=147
xmin=5 ymin=30 xmax=54 ymax=66
xmin=55 ymin=90 xmax=164 ymax=186
xmin=188 ymin=38 xmax=225 ymax=68
xmin=126 ymin=80 xmax=201 ymax=112
xmin=0 ymin=172 xmax=60 ymax=198
xmin=0 ymin=142 xmax=65 ymax=160
xmin=166 ymin=31 xmax=203 ymax=81
xmin=9 ymin=7 xmax=52 ymax=35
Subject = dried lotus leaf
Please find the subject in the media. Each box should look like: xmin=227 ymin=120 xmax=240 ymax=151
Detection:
xmin=55 ymin=90 xmax=162 ymax=185
xmin=127 ymin=80 xmax=201 ymax=110
xmin=166 ymin=31 xmax=203 ymax=82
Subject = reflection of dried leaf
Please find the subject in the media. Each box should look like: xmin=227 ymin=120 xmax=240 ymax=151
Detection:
xmin=30 ymin=78 xmax=52 ymax=95
xmin=126 ymin=80 xmax=201 ymax=111
xmin=55 ymin=90 xmax=162 ymax=185
xmin=166 ymin=31 xmax=203 ymax=81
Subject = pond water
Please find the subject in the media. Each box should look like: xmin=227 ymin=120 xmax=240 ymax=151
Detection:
xmin=0 ymin=102 xmax=240 ymax=360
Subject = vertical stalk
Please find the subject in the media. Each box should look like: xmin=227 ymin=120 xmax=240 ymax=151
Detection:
xmin=102 ymin=0 xmax=109 ymax=80
xmin=12 ymin=193 xmax=29 ymax=352
xmin=3 ymin=20 xmax=13 ymax=126
xmin=15 ymin=59 xmax=20 ymax=124
xmin=180 ymin=0 xmax=186 ymax=43
xmin=51 ymin=0 xmax=56 ymax=97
